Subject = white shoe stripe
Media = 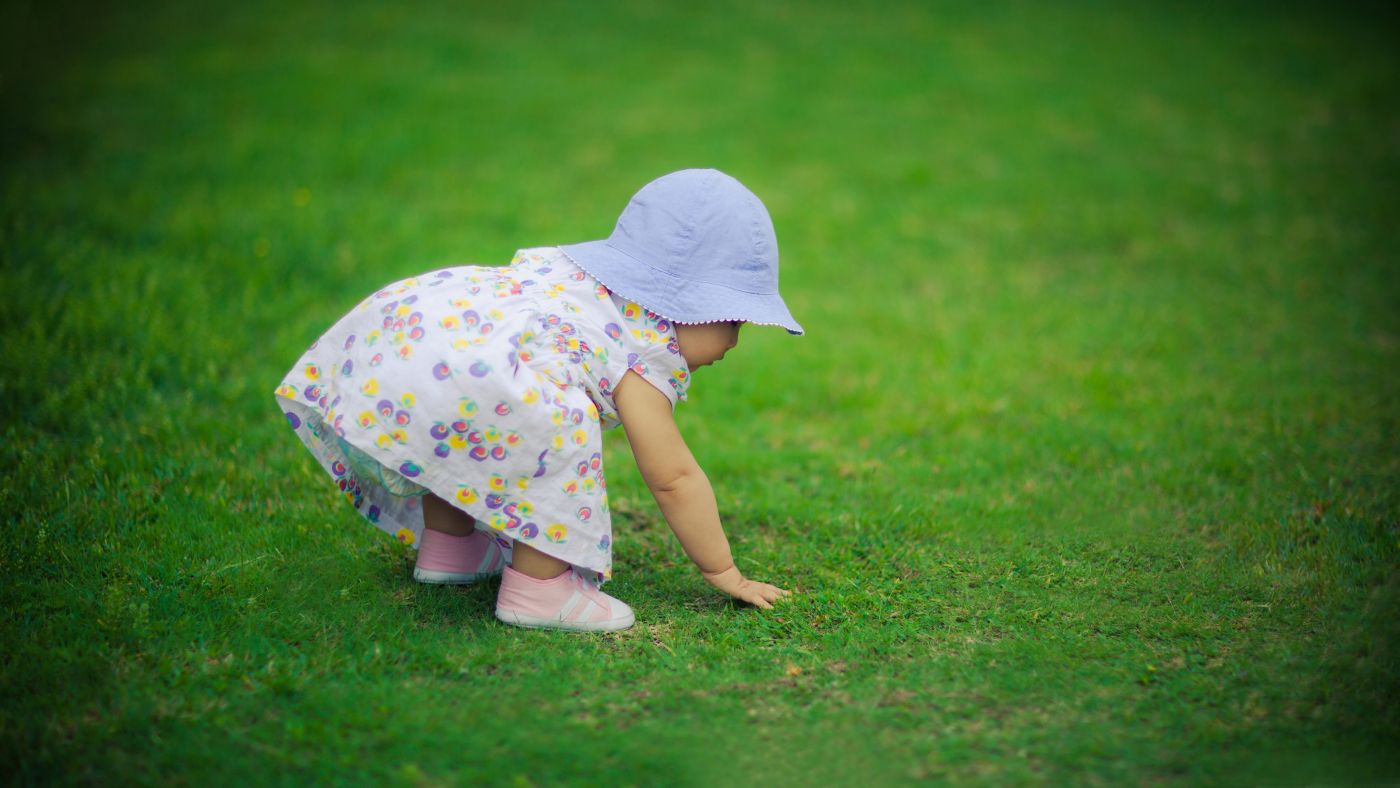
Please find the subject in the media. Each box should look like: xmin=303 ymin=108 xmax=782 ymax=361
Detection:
xmin=556 ymin=590 xmax=584 ymax=621
xmin=571 ymin=598 xmax=599 ymax=623
xmin=476 ymin=543 xmax=498 ymax=574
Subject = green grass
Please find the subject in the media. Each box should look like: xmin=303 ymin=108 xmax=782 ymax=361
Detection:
xmin=3 ymin=0 xmax=1398 ymax=783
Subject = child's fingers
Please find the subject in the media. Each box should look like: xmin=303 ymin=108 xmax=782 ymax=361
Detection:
xmin=754 ymin=585 xmax=787 ymax=607
xmin=761 ymin=583 xmax=790 ymax=600
xmin=739 ymin=585 xmax=775 ymax=609
xmin=729 ymin=579 xmax=790 ymax=609
xmin=744 ymin=585 xmax=778 ymax=610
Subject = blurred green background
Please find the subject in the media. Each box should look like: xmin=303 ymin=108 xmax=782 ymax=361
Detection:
xmin=2 ymin=0 xmax=1397 ymax=784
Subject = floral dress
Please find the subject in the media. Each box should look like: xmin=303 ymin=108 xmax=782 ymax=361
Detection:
xmin=274 ymin=247 xmax=691 ymax=584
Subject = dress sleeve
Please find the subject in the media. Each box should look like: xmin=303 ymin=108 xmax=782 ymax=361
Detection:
xmin=609 ymin=297 xmax=691 ymax=407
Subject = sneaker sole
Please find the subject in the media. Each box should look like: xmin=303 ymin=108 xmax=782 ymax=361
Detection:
xmin=495 ymin=607 xmax=636 ymax=632
xmin=413 ymin=567 xmax=498 ymax=585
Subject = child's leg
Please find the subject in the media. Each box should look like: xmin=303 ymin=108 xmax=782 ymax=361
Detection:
xmin=421 ymin=493 xmax=564 ymax=580
xmin=464 ymin=503 xmax=628 ymax=631
xmin=511 ymin=541 xmax=568 ymax=580
xmin=422 ymin=493 xmax=475 ymax=536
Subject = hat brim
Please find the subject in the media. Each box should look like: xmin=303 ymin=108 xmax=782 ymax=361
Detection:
xmin=558 ymin=240 xmax=804 ymax=335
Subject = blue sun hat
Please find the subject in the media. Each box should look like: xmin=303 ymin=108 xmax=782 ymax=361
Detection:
xmin=559 ymin=168 xmax=803 ymax=335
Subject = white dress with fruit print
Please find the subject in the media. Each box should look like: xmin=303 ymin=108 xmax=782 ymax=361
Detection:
xmin=274 ymin=247 xmax=690 ymax=584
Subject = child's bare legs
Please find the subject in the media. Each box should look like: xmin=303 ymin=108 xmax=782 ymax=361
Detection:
xmin=422 ymin=493 xmax=475 ymax=536
xmin=509 ymin=541 xmax=568 ymax=580
xmin=422 ymin=494 xmax=567 ymax=580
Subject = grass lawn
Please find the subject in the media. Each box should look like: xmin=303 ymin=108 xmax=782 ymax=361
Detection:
xmin=3 ymin=0 xmax=1398 ymax=783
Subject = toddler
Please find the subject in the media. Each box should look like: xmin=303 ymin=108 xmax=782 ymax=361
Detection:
xmin=274 ymin=169 xmax=800 ymax=631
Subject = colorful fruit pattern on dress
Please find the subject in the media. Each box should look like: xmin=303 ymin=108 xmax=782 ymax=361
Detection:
xmin=273 ymin=248 xmax=689 ymax=584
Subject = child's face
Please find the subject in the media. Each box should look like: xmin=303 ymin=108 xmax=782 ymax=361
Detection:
xmin=675 ymin=322 xmax=741 ymax=369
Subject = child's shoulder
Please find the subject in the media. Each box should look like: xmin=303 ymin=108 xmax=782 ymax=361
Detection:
xmin=509 ymin=246 xmax=568 ymax=266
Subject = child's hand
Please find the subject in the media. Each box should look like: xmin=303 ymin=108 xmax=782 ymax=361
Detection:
xmin=615 ymin=376 xmax=792 ymax=611
xmin=701 ymin=565 xmax=792 ymax=610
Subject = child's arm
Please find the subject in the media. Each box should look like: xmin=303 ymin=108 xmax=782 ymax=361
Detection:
xmin=614 ymin=372 xmax=790 ymax=610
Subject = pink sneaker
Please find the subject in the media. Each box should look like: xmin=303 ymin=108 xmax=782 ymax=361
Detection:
xmin=413 ymin=528 xmax=506 ymax=584
xmin=495 ymin=565 xmax=635 ymax=632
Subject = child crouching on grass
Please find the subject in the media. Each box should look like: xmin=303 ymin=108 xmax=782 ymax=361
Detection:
xmin=275 ymin=169 xmax=799 ymax=631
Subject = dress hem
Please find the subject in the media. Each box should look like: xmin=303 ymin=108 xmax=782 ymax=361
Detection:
xmin=276 ymin=392 xmax=614 ymax=585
